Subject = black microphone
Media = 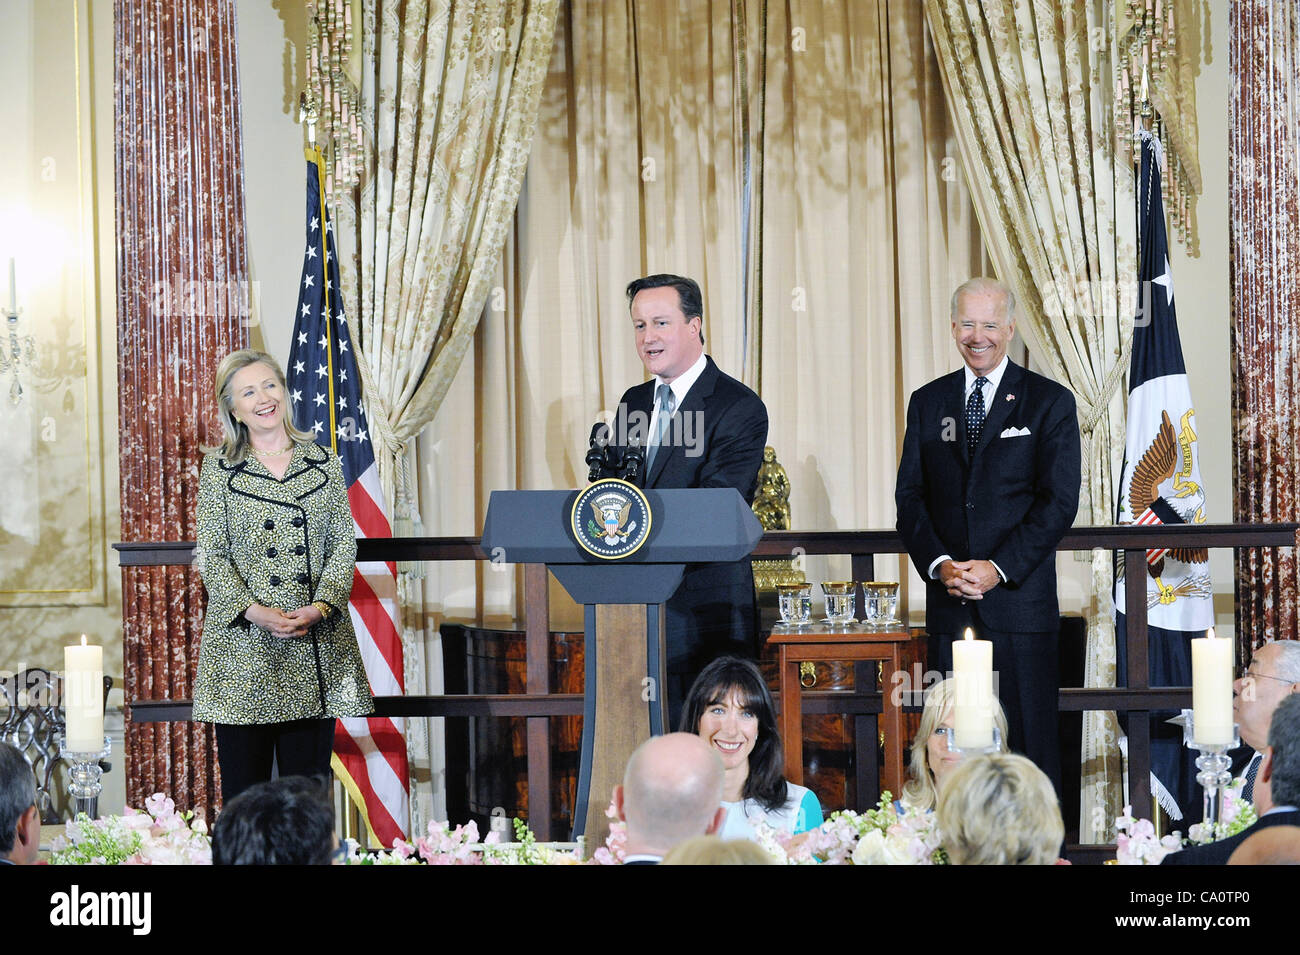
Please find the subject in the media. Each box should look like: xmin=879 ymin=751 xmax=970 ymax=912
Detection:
xmin=621 ymin=437 xmax=644 ymax=484
xmin=587 ymin=421 xmax=613 ymax=481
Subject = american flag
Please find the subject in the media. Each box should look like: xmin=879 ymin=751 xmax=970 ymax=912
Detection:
xmin=286 ymin=151 xmax=410 ymax=846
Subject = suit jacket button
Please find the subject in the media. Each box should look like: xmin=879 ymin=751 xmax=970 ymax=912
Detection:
xmin=269 ymin=575 xmax=281 ymax=586
xmin=264 ymin=519 xmax=275 ymax=530
xmin=266 ymin=547 xmax=278 ymax=558
xmin=294 ymin=545 xmax=305 ymax=556
xmin=292 ymin=516 xmax=305 ymax=527
xmin=297 ymin=573 xmax=309 ymax=585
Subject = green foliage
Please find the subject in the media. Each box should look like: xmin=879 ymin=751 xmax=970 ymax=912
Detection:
xmin=51 ymin=813 xmax=143 ymax=866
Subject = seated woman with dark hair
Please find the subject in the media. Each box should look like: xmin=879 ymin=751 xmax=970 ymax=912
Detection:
xmin=900 ymin=677 xmax=1010 ymax=812
xmin=679 ymin=656 xmax=822 ymax=841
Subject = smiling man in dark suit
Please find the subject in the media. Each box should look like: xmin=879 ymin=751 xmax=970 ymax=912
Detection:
xmin=614 ymin=274 xmax=768 ymax=729
xmin=896 ymin=277 xmax=1081 ymax=792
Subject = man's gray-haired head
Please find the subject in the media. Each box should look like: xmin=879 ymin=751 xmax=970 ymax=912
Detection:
xmin=1268 ymin=693 xmax=1300 ymax=808
xmin=950 ymin=277 xmax=1016 ymax=325
xmin=0 ymin=742 xmax=36 ymax=856
xmin=1267 ymin=639 xmax=1300 ymax=684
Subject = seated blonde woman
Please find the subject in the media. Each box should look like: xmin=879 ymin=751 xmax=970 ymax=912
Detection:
xmin=899 ymin=677 xmax=1009 ymax=812
xmin=935 ymin=753 xmax=1064 ymax=865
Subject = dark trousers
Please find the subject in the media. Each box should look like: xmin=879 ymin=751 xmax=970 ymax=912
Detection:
xmin=929 ymin=621 xmax=1062 ymax=797
xmin=215 ymin=718 xmax=336 ymax=804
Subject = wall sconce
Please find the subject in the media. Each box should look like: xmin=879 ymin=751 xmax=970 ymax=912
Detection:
xmin=1 ymin=258 xmax=37 ymax=405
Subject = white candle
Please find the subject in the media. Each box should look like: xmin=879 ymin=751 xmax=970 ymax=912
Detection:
xmin=64 ymin=635 xmax=104 ymax=752
xmin=1191 ymin=628 xmax=1233 ymax=745
xmin=7 ymin=258 xmax=15 ymax=313
xmin=952 ymin=627 xmax=994 ymax=749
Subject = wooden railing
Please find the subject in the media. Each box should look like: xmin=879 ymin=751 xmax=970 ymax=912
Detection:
xmin=115 ymin=522 xmax=1296 ymax=861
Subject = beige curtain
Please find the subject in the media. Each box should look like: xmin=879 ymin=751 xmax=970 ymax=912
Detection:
xmin=415 ymin=0 xmax=990 ymax=799
xmin=334 ymin=0 xmax=558 ymax=830
xmin=759 ymin=0 xmax=988 ymax=564
xmin=924 ymin=0 xmax=1137 ymax=841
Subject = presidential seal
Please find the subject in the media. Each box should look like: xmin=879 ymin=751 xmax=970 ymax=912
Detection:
xmin=571 ymin=478 xmax=652 ymax=560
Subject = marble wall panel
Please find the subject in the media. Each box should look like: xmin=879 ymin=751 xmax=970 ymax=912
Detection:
xmin=116 ymin=0 xmax=249 ymax=817
xmin=1230 ymin=1 xmax=1300 ymax=657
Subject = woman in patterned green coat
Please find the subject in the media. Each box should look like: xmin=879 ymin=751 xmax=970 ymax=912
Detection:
xmin=193 ymin=349 xmax=373 ymax=803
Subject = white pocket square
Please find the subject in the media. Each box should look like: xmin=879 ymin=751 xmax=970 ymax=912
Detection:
xmin=1000 ymin=426 xmax=1031 ymax=438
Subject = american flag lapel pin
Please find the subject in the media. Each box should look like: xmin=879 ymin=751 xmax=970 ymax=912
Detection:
xmin=1005 ymin=394 xmax=1015 ymax=401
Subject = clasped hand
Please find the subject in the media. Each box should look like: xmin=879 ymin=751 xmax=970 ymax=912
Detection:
xmin=245 ymin=603 xmax=324 ymax=638
xmin=939 ymin=559 xmax=1000 ymax=599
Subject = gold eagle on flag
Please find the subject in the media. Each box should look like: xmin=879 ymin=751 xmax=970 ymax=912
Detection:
xmin=1128 ymin=409 xmax=1209 ymax=603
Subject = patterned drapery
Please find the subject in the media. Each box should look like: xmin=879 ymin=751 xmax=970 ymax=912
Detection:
xmin=923 ymin=0 xmax=1138 ymax=841
xmin=329 ymin=0 xmax=558 ymax=831
xmin=1115 ymin=0 xmax=1204 ymax=247
xmin=334 ymin=0 xmax=559 ymax=505
xmin=1231 ymin=1 xmax=1300 ymax=655
xmin=116 ymin=0 xmax=249 ymax=818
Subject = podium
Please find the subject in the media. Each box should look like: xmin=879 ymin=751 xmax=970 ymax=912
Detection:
xmin=482 ymin=486 xmax=762 ymax=848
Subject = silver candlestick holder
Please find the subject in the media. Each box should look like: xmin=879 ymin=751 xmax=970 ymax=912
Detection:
xmin=945 ymin=725 xmax=1004 ymax=756
xmin=58 ymin=734 xmax=111 ymax=819
xmin=1179 ymin=709 xmax=1239 ymax=833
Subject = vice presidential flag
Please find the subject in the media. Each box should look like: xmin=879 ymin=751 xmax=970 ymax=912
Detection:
xmin=286 ymin=149 xmax=410 ymax=846
xmin=1114 ymin=130 xmax=1214 ymax=821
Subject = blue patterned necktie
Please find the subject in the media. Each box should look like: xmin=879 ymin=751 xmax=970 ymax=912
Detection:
xmin=1243 ymin=752 xmax=1261 ymax=802
xmin=966 ymin=376 xmax=989 ymax=454
xmin=645 ymin=383 xmax=675 ymax=472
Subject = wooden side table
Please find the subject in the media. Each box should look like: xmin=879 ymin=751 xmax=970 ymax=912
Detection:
xmin=766 ymin=626 xmax=914 ymax=799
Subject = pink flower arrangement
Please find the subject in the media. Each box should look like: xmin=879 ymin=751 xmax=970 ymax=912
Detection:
xmin=590 ymin=798 xmax=627 ymax=865
xmin=1114 ymin=807 xmax=1183 ymax=864
xmin=415 ymin=819 xmax=496 ymax=865
xmin=752 ymin=794 xmax=948 ymax=865
xmin=51 ymin=793 xmax=212 ymax=865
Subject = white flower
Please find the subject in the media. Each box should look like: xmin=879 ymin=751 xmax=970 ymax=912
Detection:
xmin=852 ymin=829 xmax=887 ymax=865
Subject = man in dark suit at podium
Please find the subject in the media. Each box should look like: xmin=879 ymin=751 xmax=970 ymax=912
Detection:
xmin=896 ymin=277 xmax=1080 ymax=792
xmin=613 ymin=274 xmax=768 ymax=729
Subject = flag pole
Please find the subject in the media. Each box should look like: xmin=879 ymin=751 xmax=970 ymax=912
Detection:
xmin=313 ymin=145 xmax=339 ymax=456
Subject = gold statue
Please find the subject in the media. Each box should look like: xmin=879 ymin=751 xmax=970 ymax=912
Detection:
xmin=752 ymin=446 xmax=791 ymax=531
xmin=751 ymin=446 xmax=801 ymax=592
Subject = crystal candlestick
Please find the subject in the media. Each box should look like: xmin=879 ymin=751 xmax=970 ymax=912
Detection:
xmin=58 ymin=734 xmax=111 ymax=819
xmin=1180 ymin=709 xmax=1240 ymax=833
